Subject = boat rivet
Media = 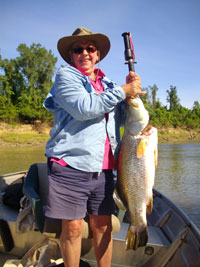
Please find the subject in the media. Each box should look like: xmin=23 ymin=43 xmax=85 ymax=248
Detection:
xmin=145 ymin=246 xmax=154 ymax=255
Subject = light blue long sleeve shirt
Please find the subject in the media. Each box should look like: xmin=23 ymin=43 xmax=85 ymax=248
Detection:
xmin=43 ymin=66 xmax=126 ymax=172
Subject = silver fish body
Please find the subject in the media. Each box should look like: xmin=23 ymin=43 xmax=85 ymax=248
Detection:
xmin=114 ymin=98 xmax=158 ymax=250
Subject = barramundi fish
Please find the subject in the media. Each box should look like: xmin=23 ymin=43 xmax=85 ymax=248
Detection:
xmin=114 ymin=97 xmax=158 ymax=250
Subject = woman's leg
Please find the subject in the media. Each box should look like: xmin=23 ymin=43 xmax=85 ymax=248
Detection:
xmin=89 ymin=214 xmax=113 ymax=267
xmin=60 ymin=219 xmax=83 ymax=267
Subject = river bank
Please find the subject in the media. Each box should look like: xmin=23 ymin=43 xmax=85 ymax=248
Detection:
xmin=0 ymin=122 xmax=200 ymax=146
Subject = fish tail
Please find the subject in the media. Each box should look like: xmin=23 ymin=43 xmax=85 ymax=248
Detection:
xmin=146 ymin=197 xmax=153 ymax=215
xmin=125 ymin=226 xmax=148 ymax=250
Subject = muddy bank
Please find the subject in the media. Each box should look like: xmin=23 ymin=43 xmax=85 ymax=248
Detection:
xmin=158 ymin=127 xmax=200 ymax=143
xmin=0 ymin=122 xmax=200 ymax=146
xmin=0 ymin=122 xmax=50 ymax=147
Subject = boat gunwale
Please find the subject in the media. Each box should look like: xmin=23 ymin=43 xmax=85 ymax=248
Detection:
xmin=0 ymin=170 xmax=27 ymax=179
xmin=1 ymin=170 xmax=200 ymax=266
xmin=153 ymin=188 xmax=200 ymax=243
xmin=1 ymin=170 xmax=200 ymax=240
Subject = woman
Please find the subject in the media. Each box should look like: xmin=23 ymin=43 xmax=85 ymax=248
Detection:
xmin=44 ymin=27 xmax=146 ymax=267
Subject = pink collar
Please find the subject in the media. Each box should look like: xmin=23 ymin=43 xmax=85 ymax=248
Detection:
xmin=93 ymin=68 xmax=105 ymax=80
xmin=72 ymin=66 xmax=105 ymax=80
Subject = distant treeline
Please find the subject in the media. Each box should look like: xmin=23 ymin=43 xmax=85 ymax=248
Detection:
xmin=0 ymin=43 xmax=200 ymax=128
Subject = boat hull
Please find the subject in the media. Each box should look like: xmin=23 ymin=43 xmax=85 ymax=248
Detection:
xmin=1 ymin=165 xmax=200 ymax=266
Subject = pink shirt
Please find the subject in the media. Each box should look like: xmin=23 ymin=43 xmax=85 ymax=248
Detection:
xmin=51 ymin=68 xmax=115 ymax=170
xmin=90 ymin=69 xmax=115 ymax=170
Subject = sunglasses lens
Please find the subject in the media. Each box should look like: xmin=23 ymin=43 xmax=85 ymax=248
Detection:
xmin=73 ymin=47 xmax=83 ymax=54
xmin=87 ymin=47 xmax=97 ymax=53
xmin=72 ymin=46 xmax=96 ymax=54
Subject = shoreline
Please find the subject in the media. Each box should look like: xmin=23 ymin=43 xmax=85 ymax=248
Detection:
xmin=0 ymin=122 xmax=200 ymax=147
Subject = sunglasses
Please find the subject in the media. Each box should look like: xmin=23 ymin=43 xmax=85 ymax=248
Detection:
xmin=72 ymin=46 xmax=97 ymax=54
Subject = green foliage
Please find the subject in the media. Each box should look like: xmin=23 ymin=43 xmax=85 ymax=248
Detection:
xmin=184 ymin=102 xmax=200 ymax=129
xmin=0 ymin=43 xmax=199 ymax=130
xmin=141 ymin=85 xmax=199 ymax=129
xmin=148 ymin=84 xmax=159 ymax=109
xmin=0 ymin=95 xmax=18 ymax=122
xmin=0 ymin=43 xmax=57 ymax=123
xmin=166 ymin=85 xmax=180 ymax=111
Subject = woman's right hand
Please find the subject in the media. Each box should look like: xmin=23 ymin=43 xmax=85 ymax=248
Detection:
xmin=121 ymin=72 xmax=146 ymax=98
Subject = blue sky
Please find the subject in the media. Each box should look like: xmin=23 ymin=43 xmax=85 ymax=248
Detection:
xmin=1 ymin=0 xmax=200 ymax=109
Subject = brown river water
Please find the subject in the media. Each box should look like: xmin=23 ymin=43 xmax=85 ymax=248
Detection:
xmin=0 ymin=143 xmax=200 ymax=229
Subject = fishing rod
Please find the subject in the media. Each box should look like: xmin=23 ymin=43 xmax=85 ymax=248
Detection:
xmin=122 ymin=32 xmax=136 ymax=72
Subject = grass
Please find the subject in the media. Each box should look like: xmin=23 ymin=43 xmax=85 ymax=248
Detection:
xmin=0 ymin=132 xmax=49 ymax=145
xmin=120 ymin=126 xmax=200 ymax=144
xmin=7 ymin=122 xmax=21 ymax=127
xmin=0 ymin=123 xmax=200 ymax=146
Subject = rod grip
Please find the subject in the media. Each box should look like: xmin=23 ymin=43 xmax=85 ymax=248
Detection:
xmin=122 ymin=32 xmax=135 ymax=72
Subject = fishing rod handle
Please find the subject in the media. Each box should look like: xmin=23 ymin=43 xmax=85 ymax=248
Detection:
xmin=122 ymin=32 xmax=135 ymax=72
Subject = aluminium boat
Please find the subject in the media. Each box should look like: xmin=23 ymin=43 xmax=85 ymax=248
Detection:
xmin=0 ymin=163 xmax=200 ymax=266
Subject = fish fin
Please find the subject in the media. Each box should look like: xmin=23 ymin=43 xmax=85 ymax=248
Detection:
xmin=136 ymin=139 xmax=146 ymax=158
xmin=114 ymin=154 xmax=119 ymax=170
xmin=113 ymin=189 xmax=126 ymax=210
xmin=154 ymin=147 xmax=158 ymax=167
xmin=146 ymin=197 xmax=153 ymax=215
xmin=126 ymin=226 xmax=148 ymax=250
xmin=138 ymin=227 xmax=148 ymax=247
xmin=115 ymin=143 xmax=123 ymax=170
xmin=133 ymin=105 xmax=139 ymax=110
xmin=126 ymin=228 xmax=138 ymax=250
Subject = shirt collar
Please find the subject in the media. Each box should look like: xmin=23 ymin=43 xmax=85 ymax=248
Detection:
xmin=94 ymin=68 xmax=105 ymax=80
xmin=72 ymin=66 xmax=105 ymax=80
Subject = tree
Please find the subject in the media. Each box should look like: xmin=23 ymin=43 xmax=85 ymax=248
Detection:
xmin=141 ymin=87 xmax=150 ymax=107
xmin=0 ymin=58 xmax=24 ymax=104
xmin=185 ymin=101 xmax=200 ymax=128
xmin=0 ymin=43 xmax=57 ymax=122
xmin=193 ymin=101 xmax=200 ymax=112
xmin=16 ymin=43 xmax=57 ymax=98
xmin=166 ymin=85 xmax=180 ymax=111
xmin=149 ymin=84 xmax=159 ymax=109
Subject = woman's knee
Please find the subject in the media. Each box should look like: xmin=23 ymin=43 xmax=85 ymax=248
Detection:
xmin=89 ymin=215 xmax=112 ymax=234
xmin=60 ymin=219 xmax=83 ymax=240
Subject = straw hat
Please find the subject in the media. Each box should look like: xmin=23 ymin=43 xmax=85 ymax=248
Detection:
xmin=57 ymin=27 xmax=110 ymax=64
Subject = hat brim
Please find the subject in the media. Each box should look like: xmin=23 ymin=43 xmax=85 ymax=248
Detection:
xmin=57 ymin=33 xmax=110 ymax=64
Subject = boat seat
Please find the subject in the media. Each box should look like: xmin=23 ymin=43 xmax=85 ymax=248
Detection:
xmin=0 ymin=175 xmax=25 ymax=252
xmin=23 ymin=163 xmax=120 ymax=238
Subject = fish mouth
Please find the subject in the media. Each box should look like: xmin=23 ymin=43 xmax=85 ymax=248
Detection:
xmin=140 ymin=125 xmax=154 ymax=136
xmin=127 ymin=97 xmax=139 ymax=109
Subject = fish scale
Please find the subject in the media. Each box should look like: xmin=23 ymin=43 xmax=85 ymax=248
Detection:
xmin=114 ymin=97 xmax=158 ymax=250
